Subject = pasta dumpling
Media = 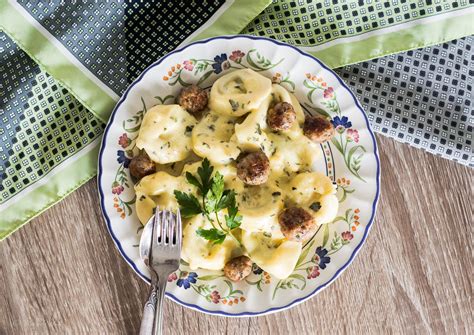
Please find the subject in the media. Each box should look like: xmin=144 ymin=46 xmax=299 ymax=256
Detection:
xmin=234 ymin=95 xmax=273 ymax=155
xmin=227 ymin=177 xmax=284 ymax=236
xmin=136 ymin=104 xmax=197 ymax=164
xmin=241 ymin=230 xmax=302 ymax=279
xmin=192 ymin=111 xmax=240 ymax=164
xmin=286 ymin=172 xmax=338 ymax=225
xmin=209 ymin=69 xmax=272 ymax=116
xmin=182 ymin=214 xmax=241 ymax=270
xmin=267 ymin=132 xmax=320 ymax=175
xmin=134 ymin=171 xmax=195 ymax=225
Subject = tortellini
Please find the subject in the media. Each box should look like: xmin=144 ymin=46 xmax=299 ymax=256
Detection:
xmin=227 ymin=177 xmax=284 ymax=237
xmin=132 ymin=69 xmax=339 ymax=280
xmin=182 ymin=214 xmax=241 ymax=270
xmin=267 ymin=132 xmax=320 ymax=175
xmin=209 ymin=69 xmax=272 ymax=116
xmin=192 ymin=111 xmax=240 ymax=164
xmin=134 ymin=171 xmax=195 ymax=225
xmin=234 ymin=95 xmax=273 ymax=155
xmin=136 ymin=104 xmax=197 ymax=164
xmin=286 ymin=172 xmax=338 ymax=225
xmin=241 ymin=230 xmax=302 ymax=279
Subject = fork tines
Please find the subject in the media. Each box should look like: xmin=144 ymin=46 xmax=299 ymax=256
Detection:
xmin=152 ymin=208 xmax=182 ymax=247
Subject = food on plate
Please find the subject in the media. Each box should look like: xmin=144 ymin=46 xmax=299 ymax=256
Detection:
xmin=303 ymin=115 xmax=335 ymax=143
xmin=208 ymin=68 xmax=272 ymax=116
xmin=236 ymin=150 xmax=270 ymax=185
xmin=131 ymin=68 xmax=337 ymax=280
xmin=191 ymin=111 xmax=239 ymax=164
xmin=266 ymin=101 xmax=296 ymax=131
xmin=129 ymin=152 xmax=156 ymax=180
xmin=278 ymin=207 xmax=315 ymax=242
xmin=223 ymin=255 xmax=253 ymax=282
xmin=177 ymin=85 xmax=208 ymax=114
xmin=136 ymin=104 xmax=197 ymax=164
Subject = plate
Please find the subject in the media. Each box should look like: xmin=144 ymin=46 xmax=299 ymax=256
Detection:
xmin=98 ymin=35 xmax=380 ymax=316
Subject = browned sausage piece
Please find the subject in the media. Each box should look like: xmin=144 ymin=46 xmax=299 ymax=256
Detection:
xmin=278 ymin=207 xmax=316 ymax=242
xmin=267 ymin=101 xmax=296 ymax=131
xmin=177 ymin=85 xmax=208 ymax=114
xmin=224 ymin=256 xmax=253 ymax=282
xmin=303 ymin=115 xmax=335 ymax=143
xmin=129 ymin=152 xmax=156 ymax=180
xmin=236 ymin=150 xmax=270 ymax=185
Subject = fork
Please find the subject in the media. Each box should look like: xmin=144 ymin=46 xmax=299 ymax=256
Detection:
xmin=139 ymin=208 xmax=182 ymax=335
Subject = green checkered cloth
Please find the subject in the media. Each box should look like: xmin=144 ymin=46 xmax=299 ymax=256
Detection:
xmin=1 ymin=0 xmax=473 ymax=239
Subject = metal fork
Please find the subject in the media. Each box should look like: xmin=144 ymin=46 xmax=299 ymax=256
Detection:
xmin=139 ymin=208 xmax=182 ymax=335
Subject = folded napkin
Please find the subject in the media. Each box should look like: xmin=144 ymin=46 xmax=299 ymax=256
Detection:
xmin=0 ymin=0 xmax=473 ymax=239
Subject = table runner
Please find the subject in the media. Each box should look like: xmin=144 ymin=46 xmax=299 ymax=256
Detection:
xmin=0 ymin=0 xmax=473 ymax=240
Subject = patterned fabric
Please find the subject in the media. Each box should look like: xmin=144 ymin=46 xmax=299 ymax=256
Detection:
xmin=244 ymin=0 xmax=470 ymax=46
xmin=19 ymin=0 xmax=227 ymax=95
xmin=242 ymin=0 xmax=474 ymax=68
xmin=0 ymin=32 xmax=104 ymax=203
xmin=336 ymin=37 xmax=473 ymax=166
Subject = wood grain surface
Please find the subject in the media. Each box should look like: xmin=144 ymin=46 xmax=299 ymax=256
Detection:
xmin=1 ymin=135 xmax=472 ymax=334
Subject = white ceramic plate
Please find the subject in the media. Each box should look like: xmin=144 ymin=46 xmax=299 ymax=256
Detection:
xmin=98 ymin=35 xmax=380 ymax=316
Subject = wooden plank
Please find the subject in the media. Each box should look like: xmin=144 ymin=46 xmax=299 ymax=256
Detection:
xmin=1 ymin=135 xmax=472 ymax=334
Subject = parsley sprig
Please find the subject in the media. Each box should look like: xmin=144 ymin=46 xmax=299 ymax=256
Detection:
xmin=174 ymin=158 xmax=242 ymax=245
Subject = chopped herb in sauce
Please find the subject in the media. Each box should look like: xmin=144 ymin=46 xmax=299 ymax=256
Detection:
xmin=309 ymin=202 xmax=322 ymax=212
xmin=185 ymin=125 xmax=194 ymax=134
xmin=229 ymin=99 xmax=239 ymax=112
xmin=272 ymin=191 xmax=281 ymax=197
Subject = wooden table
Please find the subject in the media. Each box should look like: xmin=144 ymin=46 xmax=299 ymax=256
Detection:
xmin=1 ymin=135 xmax=472 ymax=334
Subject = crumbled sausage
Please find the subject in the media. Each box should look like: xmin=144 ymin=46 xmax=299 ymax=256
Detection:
xmin=303 ymin=115 xmax=335 ymax=143
xmin=129 ymin=152 xmax=156 ymax=180
xmin=278 ymin=207 xmax=316 ymax=242
xmin=224 ymin=256 xmax=253 ymax=282
xmin=177 ymin=85 xmax=208 ymax=114
xmin=236 ymin=150 xmax=270 ymax=185
xmin=267 ymin=102 xmax=296 ymax=131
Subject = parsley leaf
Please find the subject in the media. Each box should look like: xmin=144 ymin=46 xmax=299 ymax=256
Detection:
xmin=196 ymin=228 xmax=226 ymax=245
xmin=216 ymin=189 xmax=233 ymax=211
xmin=197 ymin=158 xmax=213 ymax=195
xmin=224 ymin=191 xmax=242 ymax=230
xmin=174 ymin=190 xmax=202 ymax=218
xmin=174 ymin=159 xmax=242 ymax=245
xmin=225 ymin=214 xmax=242 ymax=230
xmin=185 ymin=171 xmax=202 ymax=191
xmin=205 ymin=172 xmax=224 ymax=213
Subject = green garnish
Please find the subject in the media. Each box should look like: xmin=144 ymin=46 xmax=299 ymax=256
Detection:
xmin=309 ymin=202 xmax=321 ymax=212
xmin=173 ymin=191 xmax=202 ymax=218
xmin=196 ymin=228 xmax=226 ymax=245
xmin=174 ymin=158 xmax=242 ymax=245
xmin=229 ymin=99 xmax=239 ymax=112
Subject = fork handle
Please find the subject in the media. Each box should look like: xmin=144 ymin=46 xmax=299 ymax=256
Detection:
xmin=152 ymin=279 xmax=167 ymax=335
xmin=139 ymin=279 xmax=167 ymax=335
xmin=139 ymin=281 xmax=158 ymax=335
